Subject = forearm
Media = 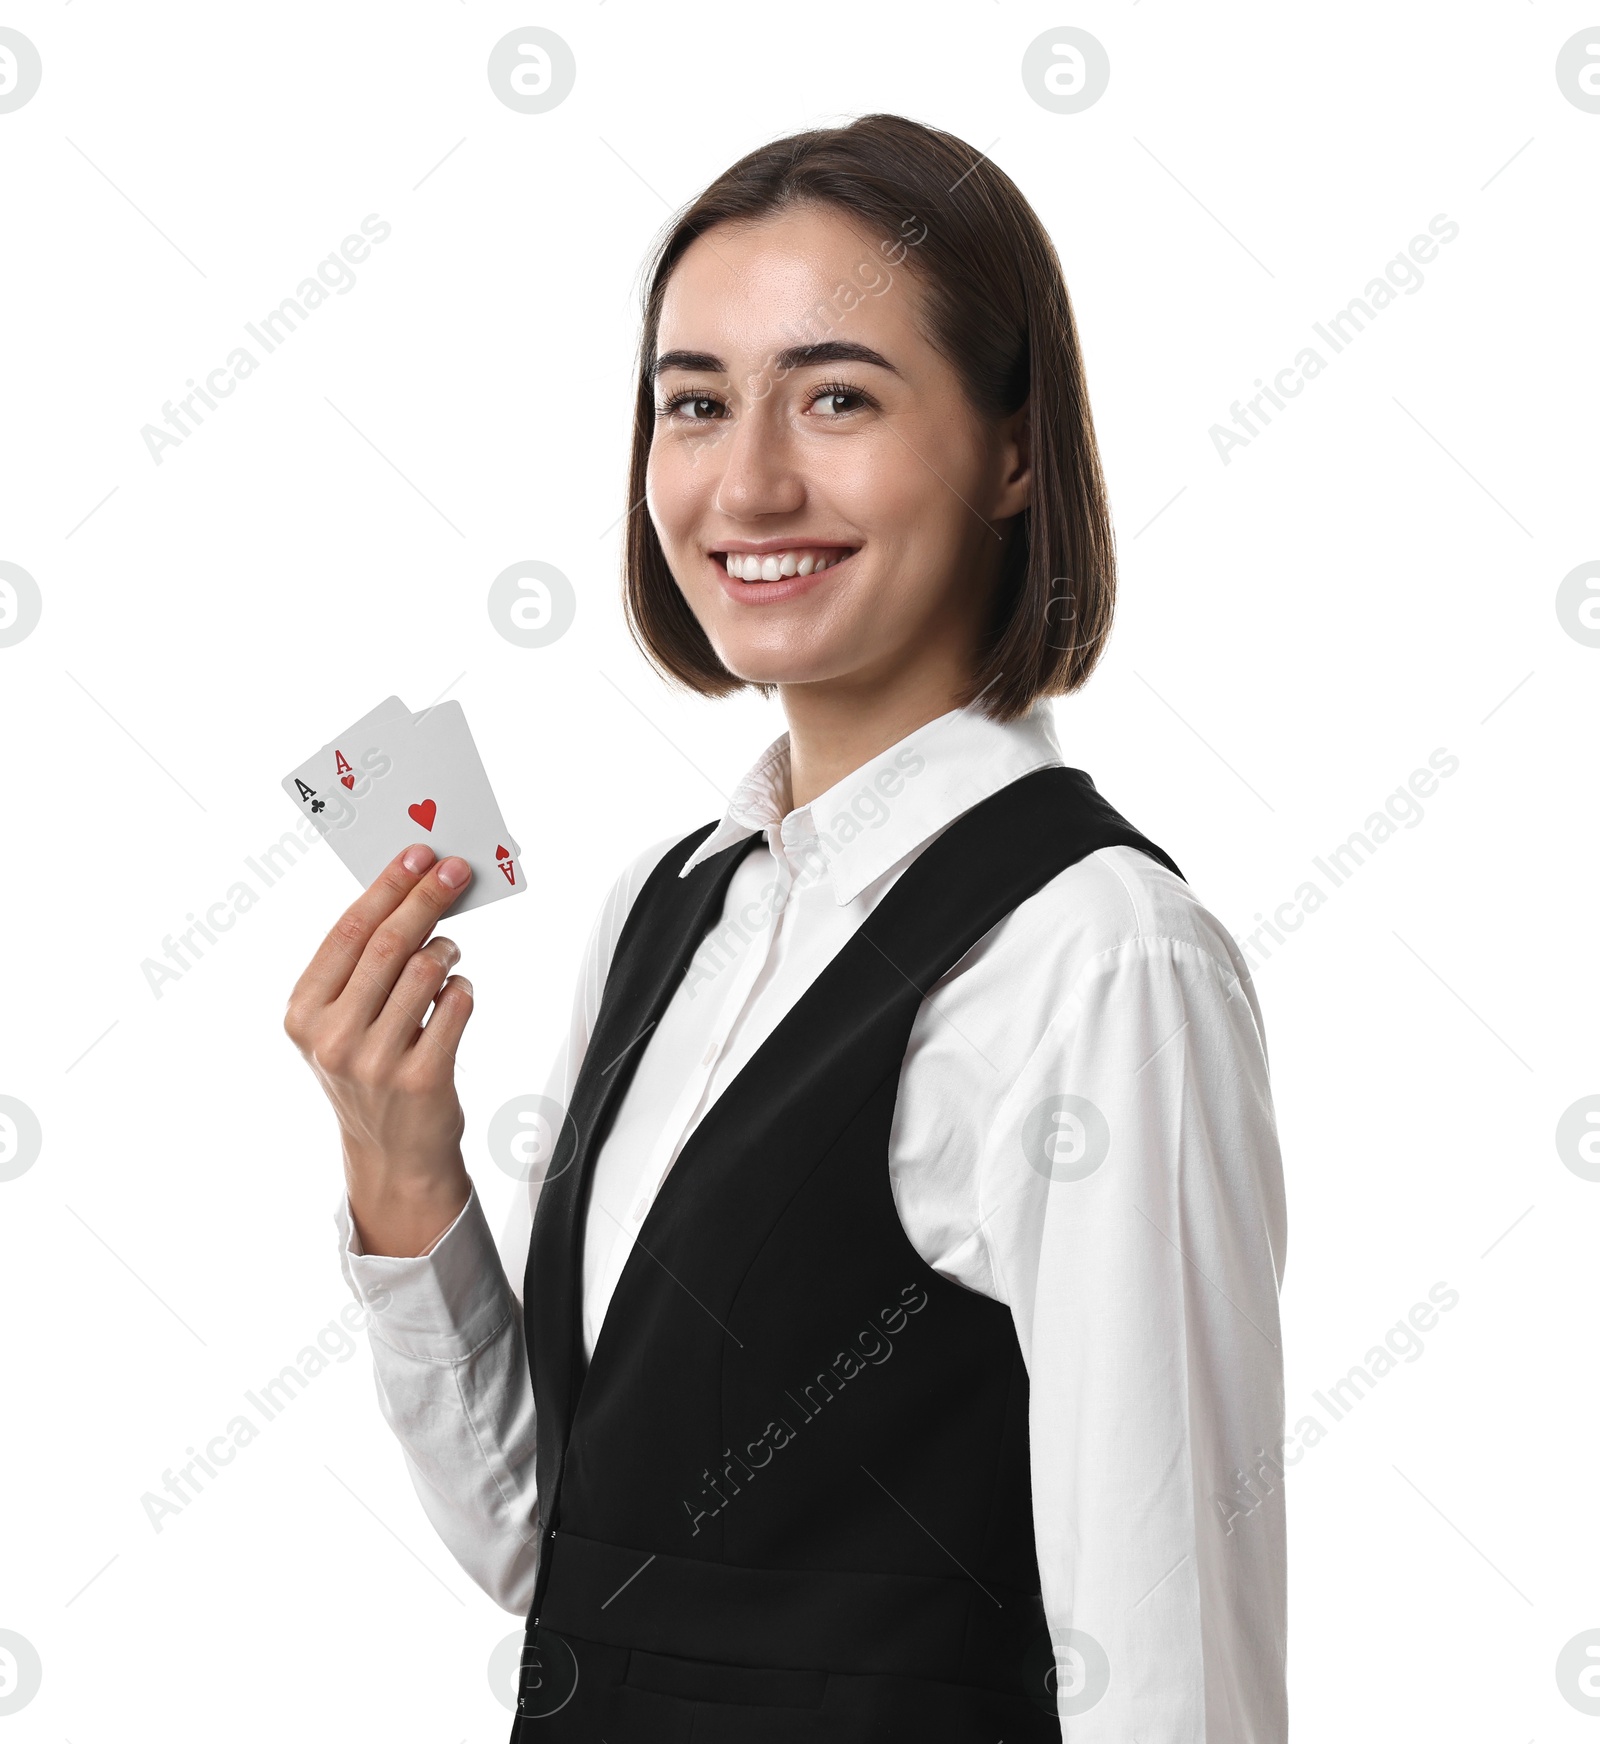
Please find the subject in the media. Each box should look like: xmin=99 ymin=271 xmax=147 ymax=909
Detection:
xmin=344 ymin=1138 xmax=472 ymax=1258
xmin=337 ymin=1183 xmax=542 ymax=1612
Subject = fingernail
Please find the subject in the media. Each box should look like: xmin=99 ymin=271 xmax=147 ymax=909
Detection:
xmin=438 ymin=857 xmax=471 ymax=889
xmin=403 ymin=845 xmax=435 ymax=874
xmin=454 ymin=977 xmax=473 ymax=997
xmin=440 ymin=940 xmax=461 ymax=967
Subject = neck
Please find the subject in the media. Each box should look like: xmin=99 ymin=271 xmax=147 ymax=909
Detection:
xmin=778 ymin=662 xmax=976 ymax=812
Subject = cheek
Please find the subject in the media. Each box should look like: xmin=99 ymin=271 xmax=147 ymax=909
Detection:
xmin=822 ymin=425 xmax=972 ymax=540
xmin=647 ymin=433 xmax=724 ymax=533
xmin=799 ymin=440 xmax=900 ymax=534
xmin=644 ymin=440 xmax=694 ymax=542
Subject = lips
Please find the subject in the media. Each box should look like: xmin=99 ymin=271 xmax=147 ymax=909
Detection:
xmin=708 ymin=543 xmax=858 ymax=606
xmin=713 ymin=545 xmax=859 ymax=582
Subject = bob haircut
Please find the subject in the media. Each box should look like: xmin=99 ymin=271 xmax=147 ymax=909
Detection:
xmin=623 ymin=112 xmax=1115 ymax=724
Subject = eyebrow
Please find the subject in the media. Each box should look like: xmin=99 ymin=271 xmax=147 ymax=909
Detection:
xmin=652 ymin=340 xmax=900 ymax=379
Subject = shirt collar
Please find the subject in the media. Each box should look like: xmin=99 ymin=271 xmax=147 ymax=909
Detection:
xmin=677 ymin=699 xmax=1064 ymax=906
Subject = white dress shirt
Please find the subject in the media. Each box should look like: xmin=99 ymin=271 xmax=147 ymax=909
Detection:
xmin=336 ymin=699 xmax=1288 ymax=1740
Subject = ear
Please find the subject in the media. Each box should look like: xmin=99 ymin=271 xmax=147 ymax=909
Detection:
xmin=993 ymin=401 xmax=1033 ymax=520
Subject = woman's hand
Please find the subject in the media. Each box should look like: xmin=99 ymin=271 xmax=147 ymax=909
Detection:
xmin=283 ymin=843 xmax=477 ymax=1257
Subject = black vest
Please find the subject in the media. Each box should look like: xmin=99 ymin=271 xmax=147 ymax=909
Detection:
xmin=513 ymin=766 xmax=1182 ymax=1741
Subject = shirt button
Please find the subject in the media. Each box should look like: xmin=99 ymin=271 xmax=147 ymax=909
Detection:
xmin=701 ymin=1043 xmax=717 ymax=1067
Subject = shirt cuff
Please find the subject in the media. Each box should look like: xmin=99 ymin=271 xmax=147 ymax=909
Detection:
xmin=334 ymin=1182 xmax=514 ymax=1363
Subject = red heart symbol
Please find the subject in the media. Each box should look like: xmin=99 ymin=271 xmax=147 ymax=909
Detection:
xmin=408 ymin=799 xmax=437 ymax=831
xmin=340 ymin=773 xmax=356 ymax=790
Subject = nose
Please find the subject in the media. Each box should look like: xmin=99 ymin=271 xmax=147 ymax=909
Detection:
xmin=711 ymin=400 xmax=805 ymax=522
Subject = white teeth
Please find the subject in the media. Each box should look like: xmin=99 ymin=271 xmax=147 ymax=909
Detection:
xmin=720 ymin=548 xmax=852 ymax=580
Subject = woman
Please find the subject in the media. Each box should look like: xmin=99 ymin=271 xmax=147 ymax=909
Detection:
xmin=285 ymin=114 xmax=1288 ymax=1742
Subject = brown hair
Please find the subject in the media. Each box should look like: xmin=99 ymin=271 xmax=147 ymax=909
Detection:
xmin=622 ymin=112 xmax=1115 ymax=722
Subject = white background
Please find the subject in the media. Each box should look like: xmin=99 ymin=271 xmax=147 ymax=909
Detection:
xmin=2 ymin=2 xmax=1596 ymax=1738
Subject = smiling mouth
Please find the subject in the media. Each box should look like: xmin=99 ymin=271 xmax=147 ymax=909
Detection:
xmin=714 ymin=546 xmax=859 ymax=581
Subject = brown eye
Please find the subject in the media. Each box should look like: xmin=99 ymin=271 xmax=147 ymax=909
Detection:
xmin=809 ymin=384 xmax=871 ymax=417
xmin=664 ymin=392 xmax=725 ymax=422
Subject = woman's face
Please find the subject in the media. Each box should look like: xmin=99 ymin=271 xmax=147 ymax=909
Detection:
xmin=646 ymin=203 xmax=1030 ymax=701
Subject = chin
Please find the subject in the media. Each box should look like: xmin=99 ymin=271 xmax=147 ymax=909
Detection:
xmin=710 ymin=641 xmax=851 ymax=689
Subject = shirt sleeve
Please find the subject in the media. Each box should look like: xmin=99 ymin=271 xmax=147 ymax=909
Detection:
xmin=332 ymin=831 xmax=684 ymax=1614
xmin=978 ymin=935 xmax=1288 ymax=1741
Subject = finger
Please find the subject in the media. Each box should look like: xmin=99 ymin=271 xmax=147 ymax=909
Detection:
xmin=414 ymin=974 xmax=474 ymax=1066
xmin=289 ymin=844 xmax=438 ymax=1015
xmin=336 ymin=856 xmax=473 ymax=1028
xmin=367 ymin=936 xmax=461 ymax=1053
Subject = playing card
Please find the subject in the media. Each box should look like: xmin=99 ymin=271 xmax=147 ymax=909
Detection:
xmin=282 ymin=697 xmax=520 ymax=867
xmin=282 ymin=696 xmax=525 ymax=914
xmin=282 ymin=695 xmax=412 ymax=867
xmin=407 ymin=702 xmax=521 ymax=861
